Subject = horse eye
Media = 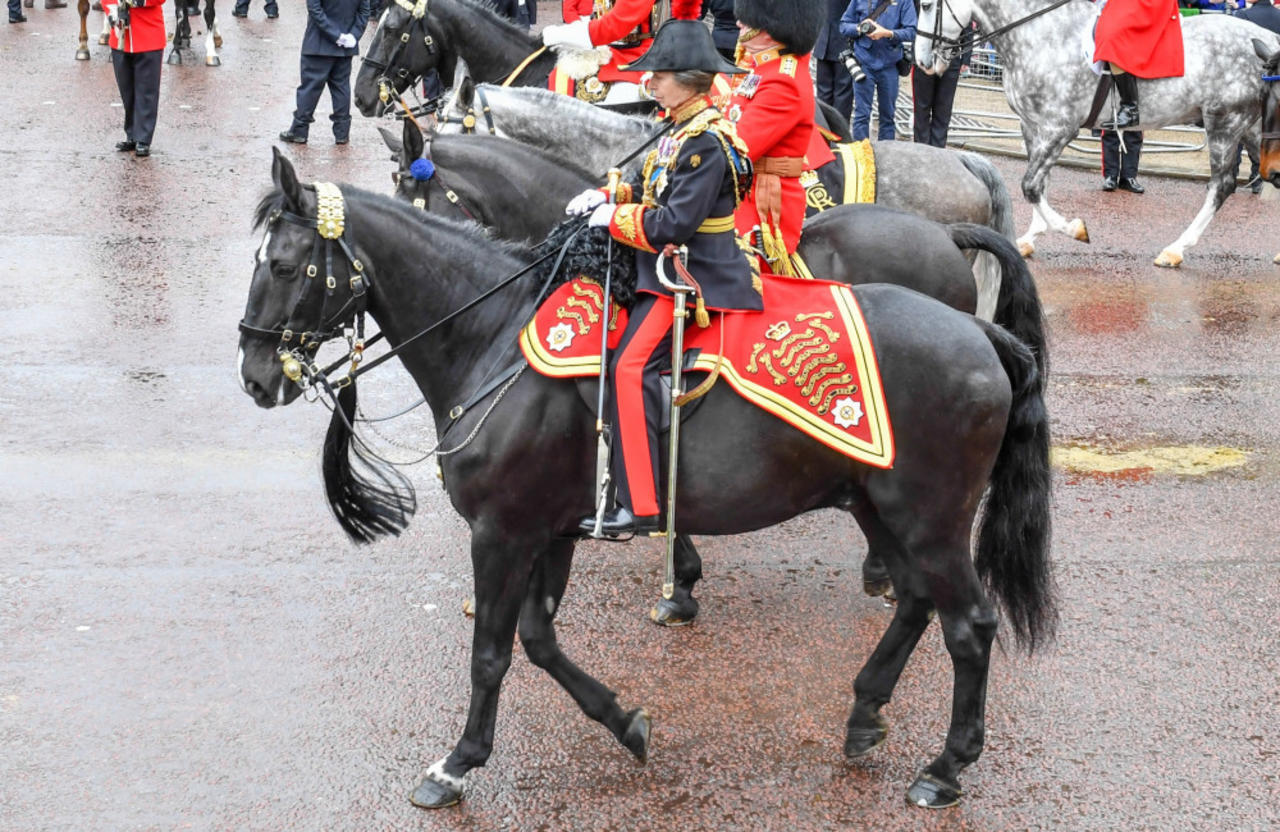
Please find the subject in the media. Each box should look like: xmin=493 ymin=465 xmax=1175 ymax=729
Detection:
xmin=271 ymin=261 xmax=299 ymax=281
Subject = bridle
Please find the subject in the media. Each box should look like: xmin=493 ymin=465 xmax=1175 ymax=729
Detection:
xmin=362 ymin=0 xmax=437 ymax=111
xmin=438 ymin=85 xmax=497 ymax=135
xmin=1262 ymin=71 xmax=1280 ymax=141
xmin=915 ymin=0 xmax=1080 ymax=62
xmin=238 ymin=182 xmax=372 ymax=388
xmin=916 ymin=0 xmax=972 ymax=66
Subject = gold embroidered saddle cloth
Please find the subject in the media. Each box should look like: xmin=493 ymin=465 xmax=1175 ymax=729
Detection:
xmin=802 ymin=139 xmax=877 ymax=215
xmin=519 ymin=274 xmax=895 ymax=467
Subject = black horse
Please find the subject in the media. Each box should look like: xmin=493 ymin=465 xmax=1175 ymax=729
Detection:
xmin=168 ymin=0 xmax=222 ymax=66
xmin=383 ymin=119 xmax=1048 ymax=618
xmin=238 ymin=149 xmax=1056 ymax=810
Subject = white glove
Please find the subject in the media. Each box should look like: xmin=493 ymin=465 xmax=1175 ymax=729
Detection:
xmin=541 ymin=19 xmax=594 ymax=50
xmin=107 ymin=5 xmax=121 ymax=27
xmin=587 ymin=204 xmax=615 ymax=228
xmin=565 ymin=188 xmax=606 ymax=216
xmin=337 ymin=33 xmax=357 ymax=49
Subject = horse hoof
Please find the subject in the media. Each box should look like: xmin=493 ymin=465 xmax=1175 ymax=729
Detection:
xmin=1068 ymin=218 xmax=1090 ymax=243
xmin=906 ymin=770 xmax=963 ymax=809
xmin=1273 ymin=252 xmax=1280 ymax=265
xmin=1154 ymin=250 xmax=1183 ymax=268
xmin=461 ymin=597 xmax=475 ymax=617
xmin=844 ymin=715 xmax=888 ymax=758
xmin=407 ymin=762 xmax=463 ymax=803
xmin=621 ymin=707 xmax=651 ymax=764
xmin=75 ymin=46 xmax=90 ymax=60
xmin=167 ymin=52 xmax=183 ymax=65
xmin=649 ymin=596 xmax=697 ymax=626
xmin=205 ymin=55 xmax=220 ymax=66
xmin=97 ymin=33 xmax=109 ymax=45
xmin=1017 ymin=239 xmax=1034 ymax=258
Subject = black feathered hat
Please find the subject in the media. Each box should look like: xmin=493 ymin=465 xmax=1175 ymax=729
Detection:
xmin=622 ymin=0 xmax=746 ymax=75
xmin=734 ymin=0 xmax=825 ymax=55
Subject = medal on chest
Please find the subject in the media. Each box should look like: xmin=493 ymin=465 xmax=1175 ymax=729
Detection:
xmin=738 ymin=73 xmax=762 ymax=99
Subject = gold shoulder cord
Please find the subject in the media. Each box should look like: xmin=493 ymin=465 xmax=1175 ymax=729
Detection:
xmin=314 ymin=182 xmax=346 ymax=240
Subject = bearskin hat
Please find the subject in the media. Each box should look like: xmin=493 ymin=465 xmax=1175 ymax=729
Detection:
xmin=734 ymin=0 xmax=825 ymax=55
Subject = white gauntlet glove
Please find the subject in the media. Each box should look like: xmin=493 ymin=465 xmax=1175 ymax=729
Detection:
xmin=337 ymin=33 xmax=357 ymax=49
xmin=541 ymin=19 xmax=594 ymax=50
xmin=565 ymin=188 xmax=606 ymax=216
xmin=587 ymin=204 xmax=616 ymax=228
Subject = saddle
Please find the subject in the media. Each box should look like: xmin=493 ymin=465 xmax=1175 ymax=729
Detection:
xmin=520 ymin=274 xmax=895 ymax=467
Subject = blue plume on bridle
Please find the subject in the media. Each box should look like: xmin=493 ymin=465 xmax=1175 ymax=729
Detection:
xmin=410 ymin=158 xmax=436 ymax=181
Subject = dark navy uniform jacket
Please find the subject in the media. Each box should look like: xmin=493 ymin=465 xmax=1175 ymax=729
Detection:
xmin=608 ymin=98 xmax=761 ymax=312
xmin=815 ymin=0 xmax=855 ymax=62
xmin=303 ymin=0 xmax=371 ymax=57
xmin=1236 ymin=0 xmax=1280 ymax=36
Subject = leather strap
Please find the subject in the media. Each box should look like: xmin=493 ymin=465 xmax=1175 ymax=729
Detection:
xmin=756 ymin=156 xmax=804 ymax=177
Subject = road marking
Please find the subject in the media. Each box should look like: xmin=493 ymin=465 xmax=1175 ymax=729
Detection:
xmin=1053 ymin=444 xmax=1247 ymax=477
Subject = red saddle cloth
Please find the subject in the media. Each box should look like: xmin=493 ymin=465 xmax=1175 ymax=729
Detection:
xmin=519 ymin=275 xmax=895 ymax=468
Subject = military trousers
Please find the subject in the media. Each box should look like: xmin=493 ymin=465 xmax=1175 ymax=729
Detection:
xmin=608 ymin=292 xmax=674 ymax=520
xmin=112 ymin=48 xmax=163 ymax=145
xmin=290 ymin=54 xmax=353 ymax=142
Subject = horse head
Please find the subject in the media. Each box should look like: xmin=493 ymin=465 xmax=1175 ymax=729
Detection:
xmin=1255 ymin=38 xmax=1280 ymax=188
xmin=916 ymin=0 xmax=973 ymax=76
xmin=355 ymin=0 xmax=447 ymax=117
xmin=382 ymin=118 xmax=437 ymax=211
xmin=238 ymin=149 xmax=371 ymax=409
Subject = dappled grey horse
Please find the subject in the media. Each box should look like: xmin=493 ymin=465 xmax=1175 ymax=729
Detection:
xmin=916 ymin=0 xmax=1280 ymax=266
xmin=436 ymin=79 xmax=1016 ymax=319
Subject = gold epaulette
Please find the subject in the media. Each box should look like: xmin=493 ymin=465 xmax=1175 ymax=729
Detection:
xmin=780 ymin=56 xmax=798 ymax=78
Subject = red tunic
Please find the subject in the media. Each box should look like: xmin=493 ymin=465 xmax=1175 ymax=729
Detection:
xmin=1093 ymin=0 xmax=1184 ymax=79
xmin=562 ymin=0 xmax=593 ymax=22
xmin=723 ymin=49 xmax=829 ymax=265
xmin=586 ymin=0 xmax=658 ymax=83
xmin=104 ymin=0 xmax=167 ymax=53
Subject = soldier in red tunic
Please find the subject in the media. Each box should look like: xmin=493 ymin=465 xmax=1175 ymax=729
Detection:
xmin=723 ymin=0 xmax=828 ymax=276
xmin=542 ymin=0 xmax=666 ymax=85
xmin=1093 ymin=0 xmax=1185 ymax=130
xmin=102 ymin=0 xmax=167 ymax=157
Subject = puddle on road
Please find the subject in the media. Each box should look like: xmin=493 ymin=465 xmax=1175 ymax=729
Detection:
xmin=1052 ymin=444 xmax=1247 ymax=481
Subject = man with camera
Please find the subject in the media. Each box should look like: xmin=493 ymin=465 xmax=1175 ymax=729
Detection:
xmin=838 ymin=0 xmax=916 ymax=141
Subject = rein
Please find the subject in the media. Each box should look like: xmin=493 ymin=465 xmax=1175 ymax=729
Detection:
xmin=917 ymin=0 xmax=1079 ymax=52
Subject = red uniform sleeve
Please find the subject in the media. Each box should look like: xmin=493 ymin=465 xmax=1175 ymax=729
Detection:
xmin=731 ymin=75 xmax=805 ymax=161
xmin=562 ymin=0 xmax=593 ymax=22
xmin=587 ymin=0 xmax=654 ymax=46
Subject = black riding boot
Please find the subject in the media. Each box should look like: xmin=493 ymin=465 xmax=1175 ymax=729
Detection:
xmin=1104 ymin=72 xmax=1139 ymax=131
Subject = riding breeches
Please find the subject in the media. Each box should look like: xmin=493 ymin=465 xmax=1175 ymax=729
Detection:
xmin=609 ymin=293 xmax=674 ymax=520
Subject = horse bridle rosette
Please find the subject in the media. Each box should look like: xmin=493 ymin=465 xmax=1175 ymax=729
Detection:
xmin=238 ymin=182 xmax=370 ymax=392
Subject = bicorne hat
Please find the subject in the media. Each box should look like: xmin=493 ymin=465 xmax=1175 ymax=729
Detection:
xmin=734 ymin=0 xmax=825 ymax=55
xmin=622 ymin=0 xmax=745 ymax=75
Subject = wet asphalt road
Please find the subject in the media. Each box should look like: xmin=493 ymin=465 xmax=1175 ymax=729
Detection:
xmin=2 ymin=10 xmax=1279 ymax=831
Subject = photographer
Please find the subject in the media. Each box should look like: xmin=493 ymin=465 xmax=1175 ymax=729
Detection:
xmin=103 ymin=0 xmax=166 ymax=158
xmin=838 ymin=0 xmax=916 ymax=141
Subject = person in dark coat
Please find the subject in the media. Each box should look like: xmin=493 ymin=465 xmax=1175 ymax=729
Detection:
xmin=493 ymin=0 xmax=535 ymax=28
xmin=814 ymin=0 xmax=854 ymax=127
xmin=279 ymin=0 xmax=372 ymax=146
xmin=912 ymin=19 xmax=972 ymax=147
xmin=703 ymin=0 xmax=739 ymax=61
xmin=840 ymin=0 xmax=916 ymax=141
xmin=565 ymin=6 xmax=755 ymax=537
xmin=1233 ymin=0 xmax=1280 ymax=191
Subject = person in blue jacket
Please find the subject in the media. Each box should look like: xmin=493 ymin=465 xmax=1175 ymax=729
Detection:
xmin=279 ymin=0 xmax=372 ymax=145
xmin=839 ymin=0 xmax=916 ymax=141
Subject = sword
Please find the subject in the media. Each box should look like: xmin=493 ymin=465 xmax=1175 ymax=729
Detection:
xmin=591 ymin=168 xmax=623 ymax=538
xmin=654 ymin=244 xmax=695 ymax=600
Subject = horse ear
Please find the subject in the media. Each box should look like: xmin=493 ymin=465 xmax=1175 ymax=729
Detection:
xmin=377 ymin=124 xmax=404 ymax=160
xmin=271 ymin=147 xmax=304 ymax=210
xmin=1253 ymin=37 xmax=1279 ymax=66
xmin=404 ymin=119 xmax=426 ymax=161
xmin=453 ymin=58 xmax=474 ymax=107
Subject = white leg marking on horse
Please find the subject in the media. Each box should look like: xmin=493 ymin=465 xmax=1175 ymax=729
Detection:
xmin=1035 ymin=196 xmax=1072 ymax=235
xmin=544 ymin=595 xmax=556 ymax=616
xmin=1162 ymin=189 xmax=1219 ymax=261
xmin=237 ymin=347 xmax=248 ymax=393
xmin=257 ymin=230 xmax=272 ymax=264
xmin=426 ymin=757 xmax=465 ymax=790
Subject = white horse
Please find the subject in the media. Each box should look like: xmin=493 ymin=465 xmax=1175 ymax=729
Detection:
xmin=917 ymin=0 xmax=1280 ymax=266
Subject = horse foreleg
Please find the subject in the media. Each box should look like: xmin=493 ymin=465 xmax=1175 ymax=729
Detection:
xmin=517 ymin=539 xmax=651 ymax=759
xmin=76 ymin=0 xmax=91 ymax=60
xmin=167 ymin=6 xmax=189 ymax=65
xmin=649 ymin=533 xmax=701 ymax=626
xmin=204 ymin=2 xmax=221 ymax=64
xmin=905 ymin=566 xmax=999 ymax=810
xmin=409 ymin=534 xmax=532 ymax=810
xmin=98 ymin=11 xmax=110 ymax=45
xmin=1016 ymin=128 xmax=1089 ymax=257
xmin=1155 ymin=123 xmax=1242 ymax=268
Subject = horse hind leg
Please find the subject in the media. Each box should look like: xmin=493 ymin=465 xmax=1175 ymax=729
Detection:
xmin=408 ymin=534 xmax=535 ymax=810
xmin=650 ymin=533 xmax=701 ymax=626
xmin=167 ymin=7 xmax=190 ymax=65
xmin=204 ymin=1 xmax=222 ymax=63
xmin=1155 ymin=117 xmax=1247 ymax=267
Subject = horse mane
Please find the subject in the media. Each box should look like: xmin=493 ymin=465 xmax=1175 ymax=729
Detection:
xmin=435 ymin=132 xmax=599 ymax=183
xmin=530 ymin=220 xmax=639 ymax=308
xmin=456 ymin=0 xmax=541 ymax=47
xmin=478 ymin=84 xmax=656 ymax=138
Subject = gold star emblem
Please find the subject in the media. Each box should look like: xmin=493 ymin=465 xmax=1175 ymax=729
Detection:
xmin=689 ymin=154 xmax=701 ymax=168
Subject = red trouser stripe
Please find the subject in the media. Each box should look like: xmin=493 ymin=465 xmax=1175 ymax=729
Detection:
xmin=613 ymin=294 xmax=673 ymax=518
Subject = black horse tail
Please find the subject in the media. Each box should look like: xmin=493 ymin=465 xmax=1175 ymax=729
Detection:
xmin=322 ymin=380 xmax=418 ymax=543
xmin=956 ymin=151 xmax=1016 ymax=326
xmin=973 ymin=320 xmax=1057 ymax=654
xmin=948 ymin=222 xmax=1049 ymax=385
